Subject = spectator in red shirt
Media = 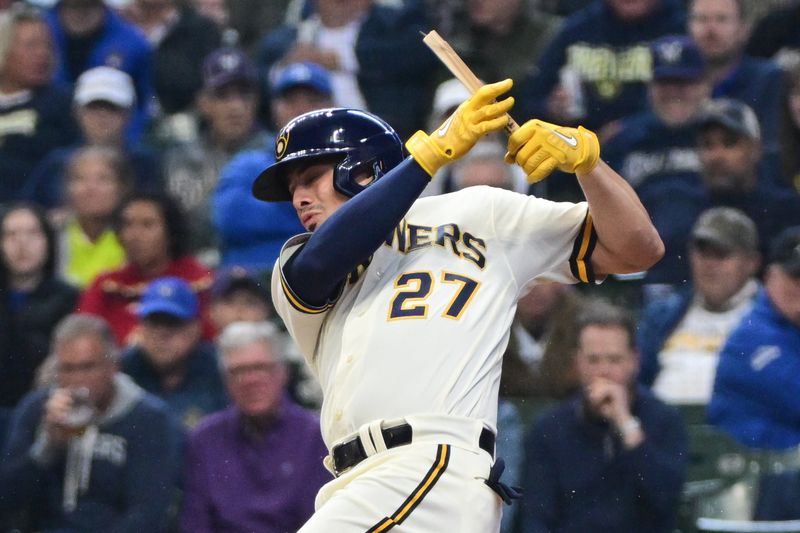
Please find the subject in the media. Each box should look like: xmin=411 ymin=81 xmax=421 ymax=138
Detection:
xmin=77 ymin=192 xmax=214 ymax=345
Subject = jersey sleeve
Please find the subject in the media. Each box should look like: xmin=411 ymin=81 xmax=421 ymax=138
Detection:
xmin=487 ymin=188 xmax=597 ymax=289
xmin=271 ymin=234 xmax=334 ymax=363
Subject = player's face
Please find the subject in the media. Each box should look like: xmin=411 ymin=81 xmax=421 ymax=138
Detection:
xmin=575 ymin=325 xmax=638 ymax=388
xmin=689 ymin=242 xmax=758 ymax=309
xmin=287 ymin=162 xmax=349 ymax=231
xmin=690 ymin=0 xmax=744 ymax=64
xmin=222 ymin=340 xmax=287 ymax=418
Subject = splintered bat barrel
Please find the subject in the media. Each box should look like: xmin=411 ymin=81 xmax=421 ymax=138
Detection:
xmin=422 ymin=30 xmax=520 ymax=134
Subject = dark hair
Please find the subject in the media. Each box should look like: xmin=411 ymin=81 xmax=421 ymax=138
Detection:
xmin=575 ymin=298 xmax=637 ymax=349
xmin=114 ymin=192 xmax=190 ymax=259
xmin=0 ymin=202 xmax=58 ymax=287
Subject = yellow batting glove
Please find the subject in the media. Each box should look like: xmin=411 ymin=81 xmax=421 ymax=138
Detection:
xmin=505 ymin=119 xmax=600 ymax=183
xmin=406 ymin=79 xmax=514 ymax=176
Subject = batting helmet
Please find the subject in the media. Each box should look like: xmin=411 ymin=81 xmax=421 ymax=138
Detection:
xmin=252 ymin=108 xmax=405 ymax=202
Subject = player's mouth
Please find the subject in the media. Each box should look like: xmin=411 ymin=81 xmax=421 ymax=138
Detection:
xmin=301 ymin=211 xmax=319 ymax=230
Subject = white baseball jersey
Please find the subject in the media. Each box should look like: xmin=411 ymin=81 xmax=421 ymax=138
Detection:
xmin=272 ymin=186 xmax=595 ymax=449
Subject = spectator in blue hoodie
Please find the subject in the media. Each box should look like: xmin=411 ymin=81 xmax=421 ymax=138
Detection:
xmin=213 ymin=62 xmax=331 ymax=272
xmin=0 ymin=314 xmax=183 ymax=533
xmin=708 ymin=226 xmax=800 ymax=520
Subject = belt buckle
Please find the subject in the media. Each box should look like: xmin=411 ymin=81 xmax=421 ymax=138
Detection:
xmin=332 ymin=437 xmax=357 ymax=477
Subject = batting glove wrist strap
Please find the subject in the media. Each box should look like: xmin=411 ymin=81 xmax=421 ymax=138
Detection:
xmin=406 ymin=130 xmax=450 ymax=176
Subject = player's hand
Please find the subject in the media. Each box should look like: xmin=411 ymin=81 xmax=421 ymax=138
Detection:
xmin=406 ymin=79 xmax=514 ymax=176
xmin=505 ymin=119 xmax=599 ymax=183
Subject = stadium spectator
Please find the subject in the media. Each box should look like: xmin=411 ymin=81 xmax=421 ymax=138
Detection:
xmin=519 ymin=0 xmax=687 ymax=134
xmin=162 ymin=46 xmax=268 ymax=253
xmin=257 ymin=0 xmax=437 ymax=140
xmin=777 ymin=50 xmax=800 ymax=192
xmin=77 ymin=192 xmax=215 ymax=345
xmin=745 ymin=1 xmax=800 ymax=59
xmin=689 ymin=0 xmax=786 ymax=160
xmin=0 ymin=314 xmax=183 ymax=533
xmin=56 ymin=147 xmax=131 ymax=288
xmin=645 ymin=98 xmax=800 ymax=287
xmin=0 ymin=3 xmax=78 ymax=202
xmin=603 ymin=35 xmax=711 ymax=283
xmin=180 ymin=321 xmax=329 ymax=533
xmin=24 ymin=66 xmax=163 ymax=209
xmin=122 ymin=0 xmax=220 ymax=115
xmin=502 ymin=282 xmax=586 ymax=400
xmin=446 ymin=0 xmax=561 ymax=102
xmin=708 ymin=226 xmax=800 ymax=520
xmin=212 ymin=62 xmax=330 ymax=272
xmin=0 ymin=204 xmax=78 ymax=417
xmin=638 ymin=207 xmax=760 ymax=405
xmin=46 ymin=0 xmax=153 ymax=141
xmin=520 ymin=300 xmax=688 ymax=533
xmin=209 ymin=267 xmax=272 ymax=334
xmin=604 ymin=35 xmax=709 ymax=195
xmin=121 ymin=276 xmax=227 ymax=428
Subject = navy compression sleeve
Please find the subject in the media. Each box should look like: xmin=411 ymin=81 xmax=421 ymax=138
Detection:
xmin=283 ymin=157 xmax=431 ymax=306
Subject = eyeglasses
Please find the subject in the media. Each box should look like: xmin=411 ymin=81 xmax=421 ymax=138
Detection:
xmin=225 ymin=361 xmax=282 ymax=380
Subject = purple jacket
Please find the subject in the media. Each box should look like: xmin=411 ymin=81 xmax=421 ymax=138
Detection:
xmin=180 ymin=398 xmax=330 ymax=533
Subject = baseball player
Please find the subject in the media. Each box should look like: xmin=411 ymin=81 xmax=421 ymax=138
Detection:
xmin=252 ymin=79 xmax=664 ymax=532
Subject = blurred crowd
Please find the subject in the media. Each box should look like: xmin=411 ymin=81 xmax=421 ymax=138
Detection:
xmin=1 ymin=0 xmax=800 ymax=532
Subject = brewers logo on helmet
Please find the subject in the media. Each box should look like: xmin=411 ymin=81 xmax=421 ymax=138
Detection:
xmin=253 ymin=108 xmax=405 ymax=202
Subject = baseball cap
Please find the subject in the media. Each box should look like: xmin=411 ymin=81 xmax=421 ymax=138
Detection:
xmin=211 ymin=267 xmax=269 ymax=302
xmin=650 ymin=35 xmax=705 ymax=81
xmin=137 ymin=277 xmax=199 ymax=320
xmin=768 ymin=226 xmax=800 ymax=276
xmin=697 ymin=98 xmax=761 ymax=140
xmin=432 ymin=78 xmax=471 ymax=120
xmin=74 ymin=66 xmax=136 ymax=108
xmin=202 ymin=47 xmax=258 ymax=92
xmin=272 ymin=62 xmax=333 ymax=97
xmin=690 ymin=207 xmax=758 ymax=253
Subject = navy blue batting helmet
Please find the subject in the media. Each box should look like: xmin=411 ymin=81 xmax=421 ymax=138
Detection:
xmin=252 ymin=108 xmax=405 ymax=202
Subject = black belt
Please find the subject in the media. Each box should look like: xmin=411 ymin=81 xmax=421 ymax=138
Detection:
xmin=331 ymin=424 xmax=495 ymax=476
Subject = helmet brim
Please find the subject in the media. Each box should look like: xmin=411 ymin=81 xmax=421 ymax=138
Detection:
xmin=252 ymin=149 xmax=349 ymax=202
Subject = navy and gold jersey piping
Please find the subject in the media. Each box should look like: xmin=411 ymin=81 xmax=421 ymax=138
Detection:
xmin=366 ymin=444 xmax=451 ymax=532
xmin=569 ymin=212 xmax=598 ymax=284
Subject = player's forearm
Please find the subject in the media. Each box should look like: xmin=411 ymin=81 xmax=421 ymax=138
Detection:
xmin=286 ymin=158 xmax=430 ymax=305
xmin=578 ymin=161 xmax=664 ymax=276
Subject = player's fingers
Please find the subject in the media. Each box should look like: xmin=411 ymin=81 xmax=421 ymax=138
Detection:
xmin=507 ymin=120 xmax=539 ymax=157
xmin=474 ymin=113 xmax=513 ymax=135
xmin=513 ymin=131 xmax=544 ymax=166
xmin=474 ymin=96 xmax=514 ymax=122
xmin=471 ymin=78 xmax=513 ymax=106
xmin=528 ymin=157 xmax=558 ymax=183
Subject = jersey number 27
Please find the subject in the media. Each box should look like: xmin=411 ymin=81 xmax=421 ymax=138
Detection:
xmin=388 ymin=271 xmax=480 ymax=321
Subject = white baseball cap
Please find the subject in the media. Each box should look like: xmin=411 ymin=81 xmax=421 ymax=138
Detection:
xmin=74 ymin=66 xmax=136 ymax=109
xmin=432 ymin=78 xmax=472 ymax=120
